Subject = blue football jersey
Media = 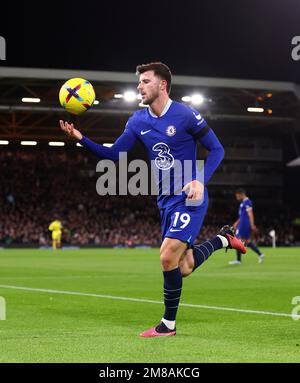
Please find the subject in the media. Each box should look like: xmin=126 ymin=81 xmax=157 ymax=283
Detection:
xmin=124 ymin=100 xmax=207 ymax=208
xmin=80 ymin=99 xmax=224 ymax=210
xmin=238 ymin=198 xmax=252 ymax=227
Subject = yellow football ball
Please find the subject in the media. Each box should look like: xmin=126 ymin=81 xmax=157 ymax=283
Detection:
xmin=59 ymin=78 xmax=95 ymax=115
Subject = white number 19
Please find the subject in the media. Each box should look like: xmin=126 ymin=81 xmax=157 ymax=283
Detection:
xmin=173 ymin=212 xmax=191 ymax=229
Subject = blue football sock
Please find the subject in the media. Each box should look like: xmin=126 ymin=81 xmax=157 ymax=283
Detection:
xmin=192 ymin=236 xmax=223 ymax=271
xmin=163 ymin=267 xmax=182 ymax=321
xmin=247 ymin=241 xmax=262 ymax=255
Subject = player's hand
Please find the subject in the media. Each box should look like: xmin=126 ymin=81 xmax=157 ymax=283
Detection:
xmin=59 ymin=120 xmax=83 ymax=141
xmin=251 ymin=225 xmax=258 ymax=234
xmin=182 ymin=180 xmax=204 ymax=201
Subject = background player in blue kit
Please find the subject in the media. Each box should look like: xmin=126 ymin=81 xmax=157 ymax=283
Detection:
xmin=60 ymin=62 xmax=246 ymax=337
xmin=229 ymin=188 xmax=265 ymax=265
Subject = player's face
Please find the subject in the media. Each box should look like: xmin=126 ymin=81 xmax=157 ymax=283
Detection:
xmin=137 ymin=71 xmax=162 ymax=105
xmin=235 ymin=193 xmax=243 ymax=201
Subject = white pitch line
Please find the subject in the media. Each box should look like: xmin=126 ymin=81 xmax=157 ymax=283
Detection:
xmin=0 ymin=284 xmax=298 ymax=319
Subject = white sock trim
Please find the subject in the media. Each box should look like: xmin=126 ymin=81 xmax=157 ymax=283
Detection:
xmin=162 ymin=318 xmax=176 ymax=330
xmin=217 ymin=235 xmax=229 ymax=248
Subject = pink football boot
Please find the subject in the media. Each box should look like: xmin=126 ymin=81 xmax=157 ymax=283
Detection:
xmin=140 ymin=322 xmax=176 ymax=337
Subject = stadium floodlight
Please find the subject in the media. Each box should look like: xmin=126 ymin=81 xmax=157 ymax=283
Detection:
xmin=182 ymin=96 xmax=192 ymax=102
xmin=114 ymin=94 xmax=123 ymax=99
xmin=21 ymin=97 xmax=41 ymax=103
xmin=0 ymin=140 xmax=9 ymax=145
xmin=123 ymin=91 xmax=138 ymax=102
xmin=21 ymin=141 xmax=37 ymax=146
xmin=48 ymin=141 xmax=65 ymax=147
xmin=94 ymin=100 xmax=99 ymax=105
xmin=247 ymin=107 xmax=264 ymax=113
xmin=103 ymin=143 xmax=113 ymax=147
xmin=191 ymin=94 xmax=204 ymax=105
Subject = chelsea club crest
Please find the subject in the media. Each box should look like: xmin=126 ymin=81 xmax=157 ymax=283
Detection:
xmin=166 ymin=125 xmax=176 ymax=136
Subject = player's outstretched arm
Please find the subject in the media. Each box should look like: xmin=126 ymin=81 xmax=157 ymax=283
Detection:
xmin=59 ymin=120 xmax=137 ymax=162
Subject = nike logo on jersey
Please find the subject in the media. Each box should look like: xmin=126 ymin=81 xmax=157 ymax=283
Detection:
xmin=170 ymin=228 xmax=182 ymax=232
xmin=193 ymin=112 xmax=205 ymax=125
xmin=193 ymin=112 xmax=202 ymax=120
xmin=141 ymin=129 xmax=152 ymax=135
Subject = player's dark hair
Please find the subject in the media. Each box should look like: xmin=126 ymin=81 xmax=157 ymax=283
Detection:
xmin=136 ymin=62 xmax=172 ymax=94
xmin=235 ymin=188 xmax=246 ymax=195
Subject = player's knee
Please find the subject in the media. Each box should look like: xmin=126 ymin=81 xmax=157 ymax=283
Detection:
xmin=160 ymin=239 xmax=187 ymax=270
xmin=160 ymin=253 xmax=176 ymax=270
xmin=160 ymin=246 xmax=179 ymax=270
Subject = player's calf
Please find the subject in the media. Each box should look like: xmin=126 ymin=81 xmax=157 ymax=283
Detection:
xmin=247 ymin=241 xmax=263 ymax=256
xmin=144 ymin=238 xmax=187 ymax=337
xmin=179 ymin=249 xmax=195 ymax=277
xmin=192 ymin=235 xmax=226 ymax=272
xmin=191 ymin=225 xmax=246 ymax=273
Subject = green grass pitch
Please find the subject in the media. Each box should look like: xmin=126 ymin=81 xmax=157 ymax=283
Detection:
xmin=0 ymin=247 xmax=300 ymax=363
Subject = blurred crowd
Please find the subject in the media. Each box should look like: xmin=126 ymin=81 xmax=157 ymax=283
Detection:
xmin=0 ymin=149 xmax=299 ymax=247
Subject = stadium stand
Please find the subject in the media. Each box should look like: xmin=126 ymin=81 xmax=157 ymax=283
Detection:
xmin=0 ymin=147 xmax=299 ymax=247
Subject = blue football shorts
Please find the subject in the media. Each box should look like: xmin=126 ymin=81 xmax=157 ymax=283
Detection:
xmin=236 ymin=224 xmax=251 ymax=240
xmin=160 ymin=197 xmax=209 ymax=248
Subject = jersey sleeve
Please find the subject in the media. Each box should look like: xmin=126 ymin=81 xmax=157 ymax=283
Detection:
xmin=185 ymin=106 xmax=225 ymax=184
xmin=79 ymin=117 xmax=138 ymax=161
xmin=245 ymin=199 xmax=253 ymax=211
xmin=186 ymin=107 xmax=209 ymax=138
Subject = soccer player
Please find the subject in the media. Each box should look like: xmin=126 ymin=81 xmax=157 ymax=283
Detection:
xmin=59 ymin=62 xmax=246 ymax=337
xmin=229 ymin=188 xmax=265 ymax=265
xmin=48 ymin=219 xmax=62 ymax=250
